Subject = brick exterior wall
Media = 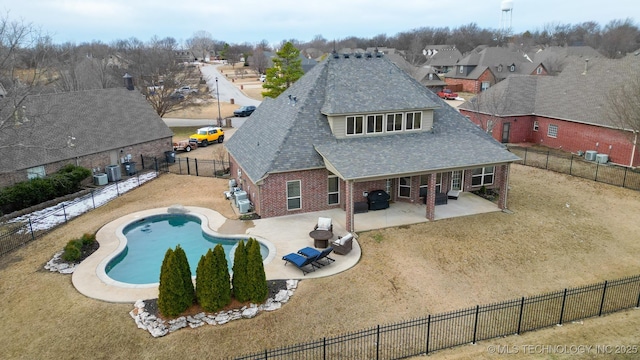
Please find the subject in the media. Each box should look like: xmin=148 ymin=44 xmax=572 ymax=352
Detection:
xmin=0 ymin=137 xmax=172 ymax=188
xmin=445 ymin=69 xmax=496 ymax=94
xmin=460 ymin=110 xmax=640 ymax=167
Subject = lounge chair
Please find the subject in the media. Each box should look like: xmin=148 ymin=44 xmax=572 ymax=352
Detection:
xmin=314 ymin=217 xmax=333 ymax=233
xmin=282 ymin=252 xmax=318 ymax=275
xmin=297 ymin=246 xmax=335 ymax=266
xmin=332 ymin=233 xmax=353 ymax=255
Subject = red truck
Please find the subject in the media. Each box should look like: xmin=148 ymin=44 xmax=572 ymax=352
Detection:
xmin=437 ymin=89 xmax=458 ymax=100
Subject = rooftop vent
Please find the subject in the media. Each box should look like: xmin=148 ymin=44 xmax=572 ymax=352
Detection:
xmin=332 ymin=51 xmax=340 ymax=59
xmin=343 ymin=53 xmax=350 ymax=59
xmin=355 ymin=52 xmax=362 ymax=58
xmin=375 ymin=51 xmax=383 ymax=58
xmin=365 ymin=52 xmax=373 ymax=58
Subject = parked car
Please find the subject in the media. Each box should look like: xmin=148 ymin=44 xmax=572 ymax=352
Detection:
xmin=178 ymin=86 xmax=198 ymax=94
xmin=437 ymin=89 xmax=458 ymax=100
xmin=234 ymin=105 xmax=257 ymax=117
xmin=259 ymin=74 xmax=266 ymax=82
xmin=188 ymin=126 xmax=224 ymax=147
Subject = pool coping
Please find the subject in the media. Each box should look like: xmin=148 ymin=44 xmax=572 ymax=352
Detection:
xmin=72 ymin=206 xmax=361 ymax=303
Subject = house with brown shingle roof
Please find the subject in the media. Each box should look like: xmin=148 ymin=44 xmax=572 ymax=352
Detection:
xmin=0 ymin=87 xmax=173 ymax=188
xmin=458 ymin=54 xmax=640 ymax=167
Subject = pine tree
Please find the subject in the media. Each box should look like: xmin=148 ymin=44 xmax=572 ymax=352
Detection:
xmin=174 ymin=245 xmax=195 ymax=308
xmin=261 ymin=41 xmax=304 ymax=99
xmin=231 ymin=240 xmax=249 ymax=302
xmin=212 ymin=244 xmax=231 ymax=309
xmin=158 ymin=248 xmax=187 ymax=317
xmin=195 ymin=249 xmax=214 ymax=311
xmin=246 ymin=238 xmax=268 ymax=303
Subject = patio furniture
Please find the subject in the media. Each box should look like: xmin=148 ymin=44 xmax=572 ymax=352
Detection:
xmin=282 ymin=252 xmax=318 ymax=275
xmin=309 ymin=229 xmax=333 ymax=248
xmin=314 ymin=217 xmax=333 ymax=232
xmin=421 ymin=192 xmax=448 ymax=205
xmin=332 ymin=233 xmax=353 ymax=255
xmin=298 ymin=246 xmax=335 ymax=266
xmin=367 ymin=190 xmax=390 ymax=210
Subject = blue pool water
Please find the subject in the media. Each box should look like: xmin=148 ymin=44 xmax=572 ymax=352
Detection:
xmin=105 ymin=214 xmax=268 ymax=285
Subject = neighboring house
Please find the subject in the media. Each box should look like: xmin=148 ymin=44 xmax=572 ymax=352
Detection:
xmin=249 ymin=51 xmax=318 ymax=74
xmin=458 ymin=55 xmax=640 ymax=167
xmin=445 ymin=46 xmax=537 ymax=93
xmin=175 ymin=50 xmax=195 ymax=63
xmin=225 ymin=53 xmax=520 ymax=231
xmin=527 ymin=45 xmax=602 ymax=75
xmin=0 ymin=87 xmax=173 ymax=188
xmin=423 ymin=45 xmax=463 ymax=74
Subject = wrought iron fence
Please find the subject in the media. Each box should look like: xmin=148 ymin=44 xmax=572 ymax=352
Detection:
xmin=232 ymin=274 xmax=640 ymax=359
xmin=508 ymin=146 xmax=640 ymax=191
xmin=140 ymin=154 xmax=230 ymax=178
xmin=0 ymin=170 xmax=159 ymax=257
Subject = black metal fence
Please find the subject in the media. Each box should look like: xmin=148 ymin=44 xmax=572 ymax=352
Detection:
xmin=232 ymin=274 xmax=640 ymax=359
xmin=140 ymin=154 xmax=230 ymax=178
xmin=0 ymin=170 xmax=159 ymax=257
xmin=508 ymin=146 xmax=640 ymax=191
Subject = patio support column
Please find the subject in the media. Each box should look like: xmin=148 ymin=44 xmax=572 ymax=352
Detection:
xmin=497 ymin=164 xmax=510 ymax=210
xmin=425 ymin=173 xmax=436 ymax=221
xmin=345 ymin=180 xmax=354 ymax=232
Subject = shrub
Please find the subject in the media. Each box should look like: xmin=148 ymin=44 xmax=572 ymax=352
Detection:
xmin=158 ymin=246 xmax=193 ymax=317
xmin=231 ymin=240 xmax=249 ymax=302
xmin=61 ymin=233 xmax=96 ymax=262
xmin=174 ymin=245 xmax=195 ymax=306
xmin=196 ymin=245 xmax=231 ymax=312
xmin=246 ymin=238 xmax=268 ymax=303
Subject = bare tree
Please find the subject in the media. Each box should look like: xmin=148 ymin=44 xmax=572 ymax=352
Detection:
xmin=606 ymin=74 xmax=640 ymax=165
xmin=251 ymin=48 xmax=269 ymax=75
xmin=600 ymin=18 xmax=640 ymax=58
xmin=466 ymin=84 xmax=513 ymax=136
xmin=186 ymin=30 xmax=215 ymax=61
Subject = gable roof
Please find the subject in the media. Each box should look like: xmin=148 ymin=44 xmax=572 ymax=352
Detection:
xmin=0 ymin=88 xmax=172 ymax=173
xmin=450 ymin=46 xmax=532 ymax=80
xmin=226 ymin=55 xmax=519 ymax=183
xmin=458 ymin=55 xmax=640 ymax=129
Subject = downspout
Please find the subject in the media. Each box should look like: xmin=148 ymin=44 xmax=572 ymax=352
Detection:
xmin=630 ymin=131 xmax=638 ymax=167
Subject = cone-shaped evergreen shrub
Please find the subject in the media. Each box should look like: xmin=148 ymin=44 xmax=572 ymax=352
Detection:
xmin=231 ymin=240 xmax=249 ymax=302
xmin=246 ymin=238 xmax=268 ymax=303
xmin=174 ymin=245 xmax=195 ymax=306
xmin=158 ymin=248 xmax=187 ymax=317
xmin=212 ymin=244 xmax=231 ymax=309
xmin=195 ymin=249 xmax=215 ymax=311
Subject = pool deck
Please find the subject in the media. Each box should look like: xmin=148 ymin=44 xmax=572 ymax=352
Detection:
xmin=72 ymin=206 xmax=362 ymax=303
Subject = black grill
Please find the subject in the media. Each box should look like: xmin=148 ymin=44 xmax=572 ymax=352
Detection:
xmin=367 ymin=190 xmax=390 ymax=210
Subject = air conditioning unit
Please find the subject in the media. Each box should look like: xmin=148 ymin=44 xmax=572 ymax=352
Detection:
xmin=234 ymin=191 xmax=247 ymax=206
xmin=93 ymin=173 xmax=108 ymax=186
xmin=228 ymin=179 xmax=237 ymax=192
xmin=237 ymin=199 xmax=252 ymax=214
xmin=595 ymin=153 xmax=609 ymax=164
xmin=584 ymin=150 xmax=597 ymax=161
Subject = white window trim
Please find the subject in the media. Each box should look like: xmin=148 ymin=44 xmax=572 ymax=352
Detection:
xmin=471 ymin=166 xmax=495 ymax=187
xmin=533 ymin=121 xmax=539 ymax=131
xmin=536 ymin=67 xmax=543 ymax=74
xmin=366 ymin=114 xmax=384 ymax=134
xmin=346 ymin=115 xmax=364 ymax=136
xmin=328 ymin=174 xmax=339 ymax=205
xmin=405 ymin=111 xmax=422 ymax=131
xmin=547 ymin=124 xmax=558 ymax=138
xmin=386 ymin=113 xmax=403 ymax=132
xmin=398 ymin=176 xmax=411 ymax=198
xmin=27 ymin=166 xmax=46 ymax=180
xmin=286 ymin=180 xmax=301 ymax=210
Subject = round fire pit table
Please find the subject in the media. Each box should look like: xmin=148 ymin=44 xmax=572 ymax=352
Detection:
xmin=308 ymin=229 xmax=333 ymax=248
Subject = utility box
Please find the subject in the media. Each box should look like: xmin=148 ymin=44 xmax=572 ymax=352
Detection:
xmin=93 ymin=173 xmax=108 ymax=186
xmin=595 ymin=153 xmax=609 ymax=164
xmin=106 ymin=165 xmax=122 ymax=182
xmin=123 ymin=162 xmax=137 ymax=176
xmin=165 ymin=151 xmax=176 ymax=164
xmin=235 ymin=191 xmax=247 ymax=207
xmin=585 ymin=150 xmax=597 ymax=161
xmin=237 ymin=199 xmax=251 ymax=214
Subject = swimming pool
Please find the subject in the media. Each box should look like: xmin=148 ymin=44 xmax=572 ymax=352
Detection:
xmin=104 ymin=213 xmax=269 ymax=285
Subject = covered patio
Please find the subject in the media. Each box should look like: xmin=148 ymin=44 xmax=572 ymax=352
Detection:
xmin=322 ymin=191 xmax=502 ymax=232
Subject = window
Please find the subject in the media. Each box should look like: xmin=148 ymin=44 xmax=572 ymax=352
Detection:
xmin=498 ymin=64 xmax=503 ymax=72
xmin=547 ymin=124 xmax=558 ymax=138
xmin=386 ymin=113 xmax=403 ymax=132
xmin=481 ymin=82 xmax=490 ymax=91
xmin=366 ymin=114 xmax=383 ymax=133
xmin=533 ymin=121 xmax=539 ymax=131
xmin=419 ymin=175 xmax=429 ymax=197
xmin=428 ymin=73 xmax=433 ymax=80
xmin=328 ymin=174 xmax=339 ymax=205
xmin=398 ymin=176 xmax=411 ymax=198
xmin=27 ymin=166 xmax=45 ymax=180
xmin=346 ymin=115 xmax=364 ymax=135
xmin=509 ymin=64 xmax=515 ymax=72
xmin=286 ymin=180 xmax=301 ymax=210
xmin=471 ymin=166 xmax=495 ymax=186
xmin=536 ymin=66 xmax=543 ymax=74
xmin=459 ymin=65 xmax=464 ymax=74
xmin=435 ymin=173 xmax=442 ymax=193
xmin=405 ymin=112 xmax=422 ymax=130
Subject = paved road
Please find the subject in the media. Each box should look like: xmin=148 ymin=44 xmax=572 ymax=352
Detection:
xmin=199 ymin=63 xmax=261 ymax=107
xmin=163 ymin=117 xmax=248 ymax=128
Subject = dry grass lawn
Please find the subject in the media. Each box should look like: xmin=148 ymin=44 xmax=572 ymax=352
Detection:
xmin=1 ymin=164 xmax=640 ymax=359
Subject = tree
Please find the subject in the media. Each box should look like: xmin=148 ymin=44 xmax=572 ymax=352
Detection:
xmin=606 ymin=74 xmax=640 ymax=166
xmin=600 ymin=19 xmax=640 ymax=58
xmin=174 ymin=245 xmax=195 ymax=306
xmin=262 ymin=41 xmax=304 ymax=99
xmin=158 ymin=248 xmax=188 ymax=317
xmin=246 ymin=238 xmax=268 ymax=303
xmin=231 ymin=240 xmax=249 ymax=302
xmin=196 ymin=245 xmax=231 ymax=312
xmin=186 ymin=30 xmax=215 ymax=61
xmin=466 ymin=84 xmax=513 ymax=137
xmin=251 ymin=48 xmax=269 ymax=76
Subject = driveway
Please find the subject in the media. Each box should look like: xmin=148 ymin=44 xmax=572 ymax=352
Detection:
xmin=200 ymin=63 xmax=261 ymax=107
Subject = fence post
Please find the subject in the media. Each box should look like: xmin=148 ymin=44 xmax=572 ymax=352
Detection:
xmin=636 ymin=284 xmax=640 ymax=308
xmin=91 ymin=190 xmax=96 ymax=209
xmin=598 ymin=281 xmax=608 ymax=316
xmin=116 ymin=179 xmax=120 ymax=197
xmin=472 ymin=305 xmax=480 ymax=344
xmin=154 ymin=158 xmax=159 ymax=173
xmin=517 ymin=296 xmax=525 ymax=335
xmin=595 ymin=162 xmax=599 ymax=181
xmin=623 ymin=168 xmax=628 ymax=189
xmin=28 ymin=218 xmax=35 ymax=241
xmin=425 ymin=314 xmax=431 ymax=355
xmin=264 ymin=349 xmax=268 ymax=359
xmin=376 ymin=324 xmax=380 ymax=360
xmin=187 ymin=157 xmax=191 ymax=175
xmin=62 ymin=203 xmax=67 ymax=223
xmin=523 ymin=147 xmax=528 ymax=164
xmin=140 ymin=154 xmax=145 ymax=169
xmin=569 ymin=155 xmax=573 ymax=176
xmin=214 ymin=160 xmax=217 ymax=178
xmin=323 ymin=337 xmax=326 ymax=360
xmin=545 ymin=151 xmax=550 ymax=169
xmin=195 ymin=158 xmax=199 ymax=176
xmin=558 ymin=288 xmax=567 ymax=325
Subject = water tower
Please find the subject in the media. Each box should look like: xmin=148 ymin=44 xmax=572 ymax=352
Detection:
xmin=500 ymin=0 xmax=514 ymax=34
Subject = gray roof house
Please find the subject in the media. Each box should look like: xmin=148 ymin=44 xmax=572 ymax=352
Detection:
xmin=458 ymin=54 xmax=640 ymax=167
xmin=225 ymin=52 xmax=520 ymax=231
xmin=0 ymin=87 xmax=173 ymax=188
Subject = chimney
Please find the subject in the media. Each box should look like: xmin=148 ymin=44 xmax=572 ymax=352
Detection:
xmin=122 ymin=73 xmax=134 ymax=90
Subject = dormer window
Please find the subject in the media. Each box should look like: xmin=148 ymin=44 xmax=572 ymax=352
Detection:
xmin=498 ymin=64 xmax=503 ymax=72
xmin=536 ymin=66 xmax=543 ymax=74
xmin=509 ymin=64 xmax=515 ymax=72
xmin=346 ymin=115 xmax=364 ymax=135
xmin=459 ymin=65 xmax=464 ymax=74
xmin=428 ymin=73 xmax=433 ymax=80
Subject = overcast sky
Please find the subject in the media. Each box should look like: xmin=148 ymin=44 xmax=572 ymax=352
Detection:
xmin=2 ymin=0 xmax=638 ymax=46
